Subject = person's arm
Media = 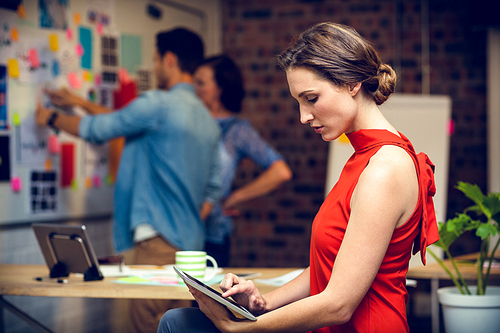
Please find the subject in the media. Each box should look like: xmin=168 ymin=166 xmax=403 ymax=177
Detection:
xmin=35 ymin=102 xmax=81 ymax=136
xmin=44 ymin=88 xmax=111 ymax=115
xmin=200 ymin=201 xmax=214 ymax=221
xmin=190 ymin=145 xmax=419 ymax=332
xmin=223 ymin=160 xmax=292 ymax=212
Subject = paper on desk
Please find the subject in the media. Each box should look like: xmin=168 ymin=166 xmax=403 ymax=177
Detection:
xmin=111 ymin=273 xmax=225 ymax=287
xmin=100 ymin=264 xmax=222 ymax=278
xmin=254 ymin=269 xmax=305 ymax=287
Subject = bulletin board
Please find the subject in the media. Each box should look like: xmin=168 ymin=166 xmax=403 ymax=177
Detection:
xmin=0 ymin=0 xmax=221 ymax=225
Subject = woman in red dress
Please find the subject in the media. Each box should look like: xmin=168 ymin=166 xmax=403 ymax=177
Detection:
xmin=157 ymin=22 xmax=438 ymax=333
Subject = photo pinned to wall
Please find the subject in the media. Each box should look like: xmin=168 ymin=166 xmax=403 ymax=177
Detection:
xmin=0 ymin=14 xmax=17 ymax=64
xmin=0 ymin=136 xmax=11 ymax=181
xmin=29 ymin=170 xmax=58 ymax=214
xmin=0 ymin=65 xmax=7 ymax=129
xmin=98 ymin=87 xmax=113 ymax=109
xmin=86 ymin=0 xmax=115 ymax=28
xmin=39 ymin=0 xmax=69 ymax=30
xmin=136 ymin=69 xmax=151 ymax=93
xmin=19 ymin=113 xmax=50 ymax=167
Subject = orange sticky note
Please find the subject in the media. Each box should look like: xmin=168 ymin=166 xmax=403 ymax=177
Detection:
xmin=49 ymin=34 xmax=58 ymax=51
xmin=11 ymin=27 xmax=19 ymax=41
xmin=45 ymin=158 xmax=52 ymax=170
xmin=74 ymin=13 xmax=81 ymax=24
xmin=68 ymin=72 xmax=81 ymax=89
xmin=85 ymin=177 xmax=92 ymax=189
xmin=7 ymin=59 xmax=19 ymax=78
xmin=17 ymin=4 xmax=26 ymax=18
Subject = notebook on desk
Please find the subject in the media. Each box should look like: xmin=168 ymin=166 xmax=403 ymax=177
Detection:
xmin=32 ymin=223 xmax=104 ymax=281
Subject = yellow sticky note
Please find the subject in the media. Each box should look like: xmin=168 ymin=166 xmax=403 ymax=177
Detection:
xmin=338 ymin=133 xmax=350 ymax=144
xmin=13 ymin=113 xmax=21 ymax=126
xmin=7 ymin=58 xmax=19 ymax=78
xmin=82 ymin=70 xmax=90 ymax=82
xmin=49 ymin=34 xmax=58 ymax=52
xmin=74 ymin=13 xmax=81 ymax=24
xmin=11 ymin=27 xmax=19 ymax=42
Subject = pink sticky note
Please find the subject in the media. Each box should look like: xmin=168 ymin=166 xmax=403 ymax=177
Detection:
xmin=68 ymin=72 xmax=81 ymax=89
xmin=118 ymin=68 xmax=131 ymax=84
xmin=447 ymin=119 xmax=455 ymax=136
xmin=96 ymin=23 xmax=103 ymax=35
xmin=28 ymin=48 xmax=40 ymax=68
xmin=76 ymin=43 xmax=85 ymax=57
xmin=66 ymin=28 xmax=73 ymax=40
xmin=94 ymin=74 xmax=101 ymax=85
xmin=93 ymin=175 xmax=101 ymax=188
xmin=11 ymin=177 xmax=22 ymax=192
xmin=48 ymin=134 xmax=60 ymax=154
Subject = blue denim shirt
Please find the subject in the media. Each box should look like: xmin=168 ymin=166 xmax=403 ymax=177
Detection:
xmin=205 ymin=117 xmax=283 ymax=244
xmin=79 ymin=84 xmax=222 ymax=252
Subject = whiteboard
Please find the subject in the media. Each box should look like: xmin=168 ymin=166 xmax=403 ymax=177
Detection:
xmin=325 ymin=94 xmax=452 ymax=265
xmin=0 ymin=0 xmax=221 ymax=225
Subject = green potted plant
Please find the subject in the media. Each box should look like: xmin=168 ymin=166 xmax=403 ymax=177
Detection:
xmin=427 ymin=181 xmax=500 ymax=333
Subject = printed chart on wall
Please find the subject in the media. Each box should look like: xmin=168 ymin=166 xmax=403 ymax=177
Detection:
xmin=0 ymin=0 xmax=201 ymax=224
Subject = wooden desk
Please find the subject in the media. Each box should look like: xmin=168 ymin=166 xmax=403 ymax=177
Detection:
xmin=0 ymin=264 xmax=301 ymax=332
xmin=407 ymin=252 xmax=500 ymax=333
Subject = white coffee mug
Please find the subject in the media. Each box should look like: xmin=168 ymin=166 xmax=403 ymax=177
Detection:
xmin=175 ymin=251 xmax=218 ymax=282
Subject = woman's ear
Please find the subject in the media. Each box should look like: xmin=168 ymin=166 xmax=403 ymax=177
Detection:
xmin=349 ymin=82 xmax=362 ymax=96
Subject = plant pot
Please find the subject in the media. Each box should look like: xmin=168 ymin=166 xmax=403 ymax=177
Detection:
xmin=437 ymin=286 xmax=500 ymax=333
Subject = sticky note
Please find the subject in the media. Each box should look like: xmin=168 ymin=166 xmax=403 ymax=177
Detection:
xmin=448 ymin=119 xmax=455 ymax=136
xmin=28 ymin=48 xmax=40 ymax=68
xmin=52 ymin=60 xmax=60 ymax=76
xmin=13 ymin=112 xmax=20 ymax=126
xmin=49 ymin=34 xmax=58 ymax=52
xmin=66 ymin=28 xmax=73 ymax=40
xmin=76 ymin=43 xmax=84 ymax=56
xmin=71 ymin=179 xmax=78 ymax=191
xmin=17 ymin=4 xmax=26 ymax=18
xmin=11 ymin=27 xmax=19 ymax=41
xmin=338 ymin=133 xmax=350 ymax=144
xmin=61 ymin=143 xmax=75 ymax=187
xmin=74 ymin=12 xmax=81 ymax=24
xmin=48 ymin=135 xmax=60 ymax=154
xmin=106 ymin=174 xmax=113 ymax=185
xmin=79 ymin=27 xmax=92 ymax=69
xmin=85 ymin=177 xmax=92 ymax=189
xmin=93 ymin=175 xmax=101 ymax=188
xmin=11 ymin=177 xmax=22 ymax=192
xmin=45 ymin=158 xmax=52 ymax=170
xmin=7 ymin=58 xmax=19 ymax=78
xmin=68 ymin=72 xmax=81 ymax=89
xmin=96 ymin=23 xmax=103 ymax=35
xmin=118 ymin=68 xmax=131 ymax=83
xmin=94 ymin=74 xmax=101 ymax=85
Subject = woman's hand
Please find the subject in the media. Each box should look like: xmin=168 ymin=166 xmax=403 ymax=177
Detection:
xmin=220 ymin=273 xmax=267 ymax=315
xmin=35 ymin=102 xmax=53 ymax=127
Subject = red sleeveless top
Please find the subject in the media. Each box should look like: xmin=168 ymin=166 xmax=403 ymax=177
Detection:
xmin=309 ymin=129 xmax=438 ymax=333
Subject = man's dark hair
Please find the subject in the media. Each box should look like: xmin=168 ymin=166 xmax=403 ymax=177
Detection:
xmin=156 ymin=28 xmax=204 ymax=75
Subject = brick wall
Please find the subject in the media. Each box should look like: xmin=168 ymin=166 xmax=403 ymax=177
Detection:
xmin=221 ymin=0 xmax=488 ymax=267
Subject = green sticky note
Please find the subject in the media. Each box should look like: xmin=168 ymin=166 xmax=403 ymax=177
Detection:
xmin=13 ymin=113 xmax=20 ymax=126
xmin=71 ymin=179 xmax=78 ymax=191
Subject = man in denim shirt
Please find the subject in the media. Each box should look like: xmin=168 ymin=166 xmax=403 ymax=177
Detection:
xmin=36 ymin=28 xmax=222 ymax=332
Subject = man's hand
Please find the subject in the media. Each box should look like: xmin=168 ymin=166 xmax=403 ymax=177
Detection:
xmin=44 ymin=88 xmax=82 ymax=108
xmin=35 ymin=102 xmax=53 ymax=127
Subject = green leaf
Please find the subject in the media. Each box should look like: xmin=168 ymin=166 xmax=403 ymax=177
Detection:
xmin=476 ymin=223 xmax=497 ymax=240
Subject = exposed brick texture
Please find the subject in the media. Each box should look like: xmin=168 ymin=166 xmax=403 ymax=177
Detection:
xmin=221 ymin=0 xmax=488 ymax=267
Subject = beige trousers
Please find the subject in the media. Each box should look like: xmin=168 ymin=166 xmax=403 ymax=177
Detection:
xmin=129 ymin=236 xmax=192 ymax=333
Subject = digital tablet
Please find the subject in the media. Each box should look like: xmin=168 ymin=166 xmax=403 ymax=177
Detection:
xmin=173 ymin=266 xmax=257 ymax=321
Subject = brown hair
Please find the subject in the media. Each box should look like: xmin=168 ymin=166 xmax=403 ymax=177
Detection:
xmin=278 ymin=22 xmax=396 ymax=105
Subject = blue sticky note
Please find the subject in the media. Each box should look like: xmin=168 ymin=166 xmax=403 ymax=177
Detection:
xmin=79 ymin=27 xmax=92 ymax=69
xmin=52 ymin=60 xmax=60 ymax=76
xmin=121 ymin=34 xmax=142 ymax=74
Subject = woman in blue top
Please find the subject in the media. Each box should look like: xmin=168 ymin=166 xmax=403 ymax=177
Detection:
xmin=194 ymin=55 xmax=292 ymax=266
